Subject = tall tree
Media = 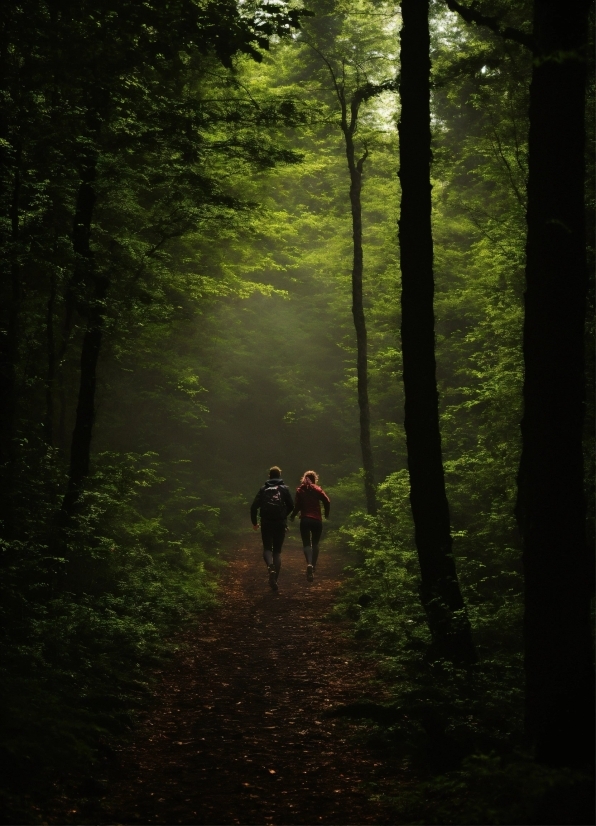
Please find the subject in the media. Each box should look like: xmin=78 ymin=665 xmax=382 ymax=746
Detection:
xmin=516 ymin=0 xmax=593 ymax=767
xmin=302 ymin=6 xmax=398 ymax=515
xmin=341 ymin=82 xmax=378 ymax=517
xmin=442 ymin=0 xmax=594 ymax=764
xmin=315 ymin=58 xmax=396 ymax=516
xmin=398 ymin=0 xmax=475 ymax=662
xmin=0 ymin=1 xmax=37 ymax=539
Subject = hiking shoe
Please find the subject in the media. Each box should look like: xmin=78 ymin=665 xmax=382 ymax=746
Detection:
xmin=268 ymin=566 xmax=278 ymax=590
xmin=306 ymin=565 xmax=314 ymax=582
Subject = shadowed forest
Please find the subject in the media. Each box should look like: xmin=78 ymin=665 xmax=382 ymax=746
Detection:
xmin=0 ymin=0 xmax=594 ymax=824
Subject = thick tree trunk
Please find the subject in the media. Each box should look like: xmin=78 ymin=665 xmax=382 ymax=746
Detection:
xmin=45 ymin=272 xmax=56 ymax=446
xmin=343 ymin=130 xmax=377 ymax=515
xmin=398 ymin=0 xmax=474 ymax=662
xmin=58 ymin=383 xmax=68 ymax=453
xmin=0 ymin=159 xmax=21 ymax=539
xmin=516 ymin=0 xmax=593 ymax=767
xmin=61 ymin=165 xmax=107 ymax=517
xmin=55 ymin=287 xmax=76 ymax=453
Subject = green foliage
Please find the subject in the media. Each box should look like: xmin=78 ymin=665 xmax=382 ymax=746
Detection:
xmin=0 ymin=9 xmax=311 ymax=815
xmin=332 ymin=471 xmax=523 ymax=740
xmin=381 ymin=753 xmax=594 ymax=825
xmin=318 ymin=7 xmax=538 ymax=822
xmin=0 ymin=450 xmax=219 ymax=817
xmin=0 ymin=0 xmax=592 ymax=821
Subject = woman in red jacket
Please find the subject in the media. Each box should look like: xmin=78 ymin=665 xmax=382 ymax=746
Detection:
xmin=290 ymin=470 xmax=330 ymax=582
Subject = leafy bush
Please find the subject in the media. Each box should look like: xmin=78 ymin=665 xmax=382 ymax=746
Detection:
xmin=0 ymin=450 xmax=219 ymax=821
xmin=381 ymin=753 xmax=594 ymax=826
xmin=330 ymin=492 xmax=595 ymax=826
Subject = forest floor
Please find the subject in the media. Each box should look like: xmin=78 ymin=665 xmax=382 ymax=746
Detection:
xmin=79 ymin=533 xmax=401 ymax=825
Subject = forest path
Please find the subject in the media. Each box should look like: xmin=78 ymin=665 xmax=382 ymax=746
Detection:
xmin=103 ymin=533 xmax=397 ymax=825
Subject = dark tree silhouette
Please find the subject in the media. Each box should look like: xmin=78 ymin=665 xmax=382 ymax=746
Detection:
xmin=0 ymin=154 xmax=21 ymax=538
xmin=516 ymin=0 xmax=594 ymax=767
xmin=398 ymin=0 xmax=475 ymax=662
xmin=61 ymin=160 xmax=102 ymax=516
xmin=445 ymin=0 xmax=594 ymax=764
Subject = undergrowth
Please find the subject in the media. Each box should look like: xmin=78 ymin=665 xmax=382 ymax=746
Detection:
xmin=330 ymin=471 xmax=594 ymax=826
xmin=0 ymin=450 xmax=220 ymax=824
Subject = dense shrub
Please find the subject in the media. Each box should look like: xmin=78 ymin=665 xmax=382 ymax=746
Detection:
xmin=0 ymin=451 xmax=219 ymax=820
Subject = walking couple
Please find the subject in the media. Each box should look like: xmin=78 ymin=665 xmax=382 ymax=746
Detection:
xmin=250 ymin=466 xmax=330 ymax=591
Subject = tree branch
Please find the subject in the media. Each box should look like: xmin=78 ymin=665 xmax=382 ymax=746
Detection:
xmin=443 ymin=0 xmax=534 ymax=52
xmin=349 ymin=78 xmax=399 ymax=134
xmin=304 ymin=38 xmax=398 ymax=143
xmin=302 ymin=39 xmax=346 ymax=113
xmin=356 ymin=146 xmax=369 ymax=173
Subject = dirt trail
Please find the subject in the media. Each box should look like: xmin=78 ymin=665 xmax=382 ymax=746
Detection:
xmin=104 ymin=534 xmax=395 ymax=825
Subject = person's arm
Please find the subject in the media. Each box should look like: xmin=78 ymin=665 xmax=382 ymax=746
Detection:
xmin=250 ymin=490 xmax=261 ymax=526
xmin=319 ymin=488 xmax=331 ymax=519
xmin=283 ymin=486 xmax=295 ymax=519
xmin=289 ymin=489 xmax=301 ymax=520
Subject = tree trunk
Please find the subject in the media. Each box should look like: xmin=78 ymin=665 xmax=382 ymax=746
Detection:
xmin=398 ymin=0 xmax=474 ymax=662
xmin=343 ymin=127 xmax=377 ymax=515
xmin=55 ymin=284 xmax=76 ymax=453
xmin=315 ymin=53 xmax=396 ymax=516
xmin=61 ymin=164 xmax=107 ymax=517
xmin=45 ymin=272 xmax=56 ymax=446
xmin=516 ymin=0 xmax=593 ymax=767
xmin=0 ymin=157 xmax=21 ymax=539
xmin=65 ymin=297 xmax=105 ymax=497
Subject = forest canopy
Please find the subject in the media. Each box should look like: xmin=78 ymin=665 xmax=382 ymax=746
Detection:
xmin=0 ymin=0 xmax=593 ymax=823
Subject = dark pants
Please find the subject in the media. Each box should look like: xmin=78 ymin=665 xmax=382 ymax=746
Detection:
xmin=261 ymin=520 xmax=286 ymax=578
xmin=300 ymin=517 xmax=323 ymax=567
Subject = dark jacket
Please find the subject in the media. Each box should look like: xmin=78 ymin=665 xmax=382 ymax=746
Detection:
xmin=290 ymin=481 xmax=330 ymax=522
xmin=250 ymin=477 xmax=294 ymax=525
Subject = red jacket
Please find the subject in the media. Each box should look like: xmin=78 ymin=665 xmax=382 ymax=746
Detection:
xmin=291 ymin=482 xmax=330 ymax=521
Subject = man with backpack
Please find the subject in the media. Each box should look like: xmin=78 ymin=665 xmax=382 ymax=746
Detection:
xmin=250 ymin=466 xmax=294 ymax=591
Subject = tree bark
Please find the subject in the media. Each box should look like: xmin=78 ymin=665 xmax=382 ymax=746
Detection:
xmin=342 ymin=122 xmax=377 ymax=515
xmin=55 ymin=282 xmax=76 ymax=453
xmin=65 ymin=292 xmax=105 ymax=494
xmin=45 ymin=272 xmax=57 ymax=446
xmin=0 ymin=156 xmax=21 ymax=539
xmin=61 ymin=163 xmax=107 ymax=517
xmin=516 ymin=0 xmax=594 ymax=767
xmin=313 ymin=49 xmax=397 ymax=516
xmin=398 ymin=0 xmax=474 ymax=662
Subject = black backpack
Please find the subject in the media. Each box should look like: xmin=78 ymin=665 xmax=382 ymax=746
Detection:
xmin=260 ymin=484 xmax=286 ymax=520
